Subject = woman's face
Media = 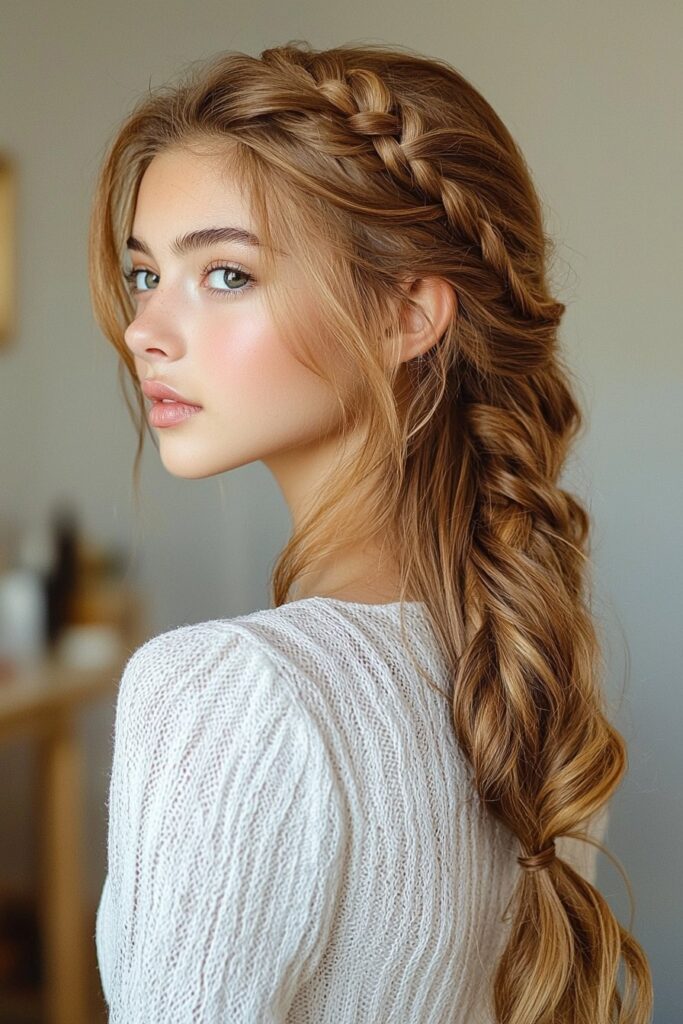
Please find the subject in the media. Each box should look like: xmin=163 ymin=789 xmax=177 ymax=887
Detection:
xmin=123 ymin=145 xmax=349 ymax=491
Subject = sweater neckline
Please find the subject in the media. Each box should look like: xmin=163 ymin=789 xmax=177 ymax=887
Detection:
xmin=285 ymin=595 xmax=426 ymax=613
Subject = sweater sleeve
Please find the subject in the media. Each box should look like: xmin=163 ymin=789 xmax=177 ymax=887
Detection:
xmin=96 ymin=624 xmax=345 ymax=1023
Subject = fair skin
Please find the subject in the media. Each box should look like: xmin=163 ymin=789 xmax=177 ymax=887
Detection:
xmin=123 ymin=145 xmax=456 ymax=603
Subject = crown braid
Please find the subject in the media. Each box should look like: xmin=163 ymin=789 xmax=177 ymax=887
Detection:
xmin=260 ymin=45 xmax=564 ymax=333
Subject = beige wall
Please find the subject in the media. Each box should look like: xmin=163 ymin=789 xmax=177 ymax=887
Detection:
xmin=1 ymin=1 xmax=680 ymax=1018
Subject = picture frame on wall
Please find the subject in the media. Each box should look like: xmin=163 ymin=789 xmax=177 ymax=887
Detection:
xmin=0 ymin=155 xmax=16 ymax=346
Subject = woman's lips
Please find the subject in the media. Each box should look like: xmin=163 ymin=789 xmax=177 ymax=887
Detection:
xmin=141 ymin=379 xmax=201 ymax=405
xmin=148 ymin=400 xmax=202 ymax=428
xmin=141 ymin=379 xmax=203 ymax=427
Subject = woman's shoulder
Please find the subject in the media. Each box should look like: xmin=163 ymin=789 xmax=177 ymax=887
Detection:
xmin=120 ymin=601 xmax=328 ymax=690
xmin=111 ymin=612 xmax=338 ymax=787
xmin=114 ymin=601 xmax=345 ymax=730
xmin=118 ymin=616 xmax=275 ymax=703
xmin=121 ymin=601 xmax=334 ymax=690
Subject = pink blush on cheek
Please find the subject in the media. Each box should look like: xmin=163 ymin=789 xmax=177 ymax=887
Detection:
xmin=206 ymin=320 xmax=309 ymax=405
xmin=206 ymin=332 xmax=340 ymax=447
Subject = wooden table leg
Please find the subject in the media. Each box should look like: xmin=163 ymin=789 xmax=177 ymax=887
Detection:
xmin=35 ymin=712 xmax=89 ymax=1024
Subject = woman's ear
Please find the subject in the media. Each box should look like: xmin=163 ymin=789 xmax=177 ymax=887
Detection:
xmin=397 ymin=276 xmax=457 ymax=364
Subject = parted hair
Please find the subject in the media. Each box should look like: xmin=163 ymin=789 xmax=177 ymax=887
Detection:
xmin=88 ymin=40 xmax=653 ymax=1024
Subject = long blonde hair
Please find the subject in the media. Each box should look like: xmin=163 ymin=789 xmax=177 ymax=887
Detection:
xmin=88 ymin=40 xmax=653 ymax=1023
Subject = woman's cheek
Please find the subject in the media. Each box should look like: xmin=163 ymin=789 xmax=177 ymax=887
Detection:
xmin=202 ymin=311 xmax=283 ymax=403
xmin=205 ymin=318 xmax=340 ymax=449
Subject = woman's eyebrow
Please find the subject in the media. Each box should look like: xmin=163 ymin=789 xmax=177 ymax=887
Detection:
xmin=126 ymin=226 xmax=262 ymax=257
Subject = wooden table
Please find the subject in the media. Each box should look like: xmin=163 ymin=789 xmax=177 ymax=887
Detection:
xmin=0 ymin=596 xmax=147 ymax=1024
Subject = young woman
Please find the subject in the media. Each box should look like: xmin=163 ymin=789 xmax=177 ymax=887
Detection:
xmin=88 ymin=40 xmax=652 ymax=1023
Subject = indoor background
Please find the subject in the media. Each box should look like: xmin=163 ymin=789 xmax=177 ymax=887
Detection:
xmin=0 ymin=0 xmax=680 ymax=1021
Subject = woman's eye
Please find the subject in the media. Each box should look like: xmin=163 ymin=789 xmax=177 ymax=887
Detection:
xmin=126 ymin=269 xmax=159 ymax=292
xmin=205 ymin=266 xmax=252 ymax=292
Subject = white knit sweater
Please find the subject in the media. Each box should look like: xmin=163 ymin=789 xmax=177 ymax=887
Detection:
xmin=95 ymin=596 xmax=609 ymax=1023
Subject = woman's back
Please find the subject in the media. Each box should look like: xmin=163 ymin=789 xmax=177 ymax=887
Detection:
xmin=96 ymin=597 xmax=605 ymax=1023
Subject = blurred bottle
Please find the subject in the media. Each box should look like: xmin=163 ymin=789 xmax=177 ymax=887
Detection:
xmin=0 ymin=519 xmax=53 ymax=670
xmin=44 ymin=503 xmax=80 ymax=651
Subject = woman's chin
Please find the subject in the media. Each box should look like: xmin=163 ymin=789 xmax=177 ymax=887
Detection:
xmin=157 ymin=444 xmax=222 ymax=480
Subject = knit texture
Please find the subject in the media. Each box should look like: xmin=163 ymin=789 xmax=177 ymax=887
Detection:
xmin=96 ymin=596 xmax=609 ymax=1023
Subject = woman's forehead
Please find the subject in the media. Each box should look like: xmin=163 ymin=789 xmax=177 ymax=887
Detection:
xmin=131 ymin=148 xmax=260 ymax=247
xmin=137 ymin=147 xmax=249 ymax=212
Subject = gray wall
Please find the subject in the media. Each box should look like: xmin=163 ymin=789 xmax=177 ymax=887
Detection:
xmin=1 ymin=1 xmax=680 ymax=1019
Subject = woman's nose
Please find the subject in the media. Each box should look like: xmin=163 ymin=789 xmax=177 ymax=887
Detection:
xmin=123 ymin=300 xmax=183 ymax=360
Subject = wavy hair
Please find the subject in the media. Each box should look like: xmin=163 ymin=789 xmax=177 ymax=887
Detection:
xmin=88 ymin=40 xmax=652 ymax=1023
